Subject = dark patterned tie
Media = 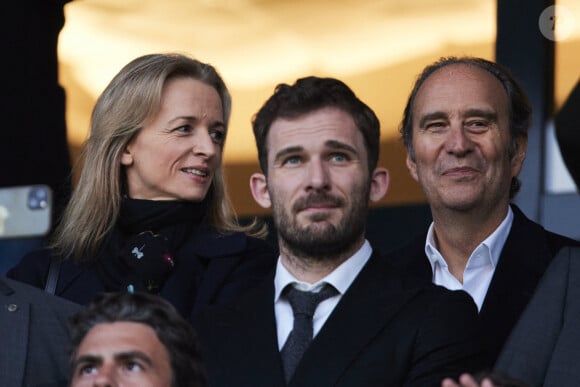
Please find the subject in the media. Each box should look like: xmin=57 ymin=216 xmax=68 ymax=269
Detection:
xmin=280 ymin=283 xmax=338 ymax=383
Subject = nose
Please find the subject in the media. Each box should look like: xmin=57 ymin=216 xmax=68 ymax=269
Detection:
xmin=305 ymin=158 xmax=330 ymax=191
xmin=444 ymin=124 xmax=474 ymax=157
xmin=192 ymin=128 xmax=218 ymax=159
xmin=92 ymin=365 xmax=116 ymax=387
xmin=93 ymin=376 xmax=114 ymax=387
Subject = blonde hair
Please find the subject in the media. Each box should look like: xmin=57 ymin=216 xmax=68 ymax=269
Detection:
xmin=51 ymin=53 xmax=265 ymax=261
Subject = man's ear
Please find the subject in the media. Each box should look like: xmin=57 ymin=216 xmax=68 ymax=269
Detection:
xmin=249 ymin=173 xmax=271 ymax=208
xmin=369 ymin=167 xmax=389 ymax=202
xmin=511 ymin=135 xmax=528 ymax=177
xmin=405 ymin=153 xmax=418 ymax=182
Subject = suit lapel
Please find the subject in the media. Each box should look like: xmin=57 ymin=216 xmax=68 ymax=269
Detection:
xmin=290 ymin=253 xmax=421 ymax=385
xmin=213 ymin=276 xmax=286 ymax=385
xmin=479 ymin=205 xmax=555 ymax=364
xmin=481 ymin=206 xmax=554 ymax=319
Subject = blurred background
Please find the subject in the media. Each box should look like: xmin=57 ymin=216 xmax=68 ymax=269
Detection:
xmin=1 ymin=0 xmax=579 ymax=272
xmin=58 ymin=0 xmax=579 ymax=215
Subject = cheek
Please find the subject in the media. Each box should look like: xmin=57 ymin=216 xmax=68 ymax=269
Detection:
xmin=341 ymin=173 xmax=365 ymax=192
xmin=411 ymin=152 xmax=436 ymax=178
xmin=411 ymin=138 xmax=436 ymax=163
xmin=270 ymin=182 xmax=293 ymax=207
xmin=484 ymin=141 xmax=510 ymax=168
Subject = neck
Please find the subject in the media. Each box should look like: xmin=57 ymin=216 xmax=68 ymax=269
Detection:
xmin=431 ymin=204 xmax=509 ymax=283
xmin=279 ymin=237 xmax=365 ymax=284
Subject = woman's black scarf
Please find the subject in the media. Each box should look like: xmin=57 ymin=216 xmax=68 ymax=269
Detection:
xmin=95 ymin=198 xmax=206 ymax=294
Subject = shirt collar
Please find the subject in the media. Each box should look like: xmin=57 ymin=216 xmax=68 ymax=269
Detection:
xmin=274 ymin=239 xmax=372 ymax=302
xmin=425 ymin=206 xmax=514 ymax=272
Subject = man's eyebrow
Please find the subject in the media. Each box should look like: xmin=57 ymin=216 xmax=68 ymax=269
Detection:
xmin=72 ymin=354 xmax=103 ymax=369
xmin=273 ymin=146 xmax=304 ymax=162
xmin=418 ymin=112 xmax=448 ymax=128
xmin=462 ymin=108 xmax=498 ymax=122
xmin=115 ymin=350 xmax=153 ymax=366
xmin=325 ymin=140 xmax=357 ymax=154
xmin=417 ymin=109 xmax=498 ymax=128
xmin=272 ymin=141 xmax=357 ymax=162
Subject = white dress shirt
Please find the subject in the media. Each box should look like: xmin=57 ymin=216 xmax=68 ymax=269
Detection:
xmin=274 ymin=240 xmax=372 ymax=350
xmin=425 ymin=207 xmax=514 ymax=311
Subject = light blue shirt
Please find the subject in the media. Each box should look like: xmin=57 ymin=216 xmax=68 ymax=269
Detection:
xmin=425 ymin=207 xmax=514 ymax=311
xmin=274 ymin=240 xmax=372 ymax=350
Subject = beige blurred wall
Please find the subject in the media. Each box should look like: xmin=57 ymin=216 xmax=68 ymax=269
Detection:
xmin=58 ymin=0 xmax=580 ymax=216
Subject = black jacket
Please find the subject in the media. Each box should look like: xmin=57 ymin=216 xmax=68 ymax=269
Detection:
xmin=7 ymin=227 xmax=277 ymax=323
xmin=196 ymin=252 xmax=484 ymax=387
xmin=385 ymin=204 xmax=580 ymax=369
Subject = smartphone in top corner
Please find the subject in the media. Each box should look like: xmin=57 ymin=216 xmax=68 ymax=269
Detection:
xmin=0 ymin=185 xmax=52 ymax=239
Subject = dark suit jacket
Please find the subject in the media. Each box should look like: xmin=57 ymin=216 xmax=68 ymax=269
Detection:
xmin=495 ymin=246 xmax=580 ymax=387
xmin=0 ymin=276 xmax=81 ymax=387
xmin=7 ymin=228 xmax=276 ymax=323
xmin=386 ymin=204 xmax=580 ymax=368
xmin=196 ymin=252 xmax=485 ymax=387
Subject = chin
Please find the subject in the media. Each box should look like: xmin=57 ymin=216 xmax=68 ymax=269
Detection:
xmin=303 ymin=221 xmax=334 ymax=232
xmin=177 ymin=188 xmax=210 ymax=202
xmin=440 ymin=190 xmax=482 ymax=205
xmin=437 ymin=195 xmax=481 ymax=211
xmin=444 ymin=199 xmax=482 ymax=211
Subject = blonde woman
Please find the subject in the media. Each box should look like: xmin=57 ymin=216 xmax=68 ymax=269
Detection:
xmin=8 ymin=53 xmax=276 ymax=321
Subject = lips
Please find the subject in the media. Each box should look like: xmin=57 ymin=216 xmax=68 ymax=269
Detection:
xmin=181 ymin=167 xmax=209 ymax=177
xmin=300 ymin=204 xmax=336 ymax=213
xmin=442 ymin=166 xmax=478 ymax=176
xmin=293 ymin=194 xmax=344 ymax=213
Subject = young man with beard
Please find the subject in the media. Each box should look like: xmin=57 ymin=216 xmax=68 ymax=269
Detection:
xmin=195 ymin=76 xmax=484 ymax=386
xmin=390 ymin=56 xmax=580 ymax=370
